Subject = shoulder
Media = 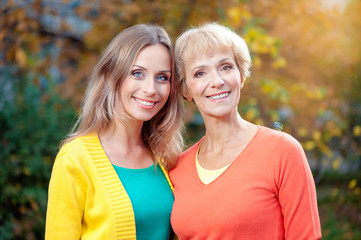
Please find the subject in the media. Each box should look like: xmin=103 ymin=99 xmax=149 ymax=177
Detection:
xmin=258 ymin=127 xmax=309 ymax=172
xmin=258 ymin=126 xmax=303 ymax=152
xmin=178 ymin=139 xmax=202 ymax=163
xmin=55 ymin=134 xmax=99 ymax=166
xmin=170 ymin=139 xmax=202 ymax=175
xmin=254 ymin=126 xmax=306 ymax=169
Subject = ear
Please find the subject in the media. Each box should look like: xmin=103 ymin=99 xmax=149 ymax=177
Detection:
xmin=182 ymin=85 xmax=193 ymax=101
xmin=240 ymin=75 xmax=246 ymax=89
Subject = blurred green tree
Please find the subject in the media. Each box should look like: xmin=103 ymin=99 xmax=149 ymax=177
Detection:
xmin=0 ymin=73 xmax=75 ymax=239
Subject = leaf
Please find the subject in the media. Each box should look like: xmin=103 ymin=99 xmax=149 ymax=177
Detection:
xmin=227 ymin=7 xmax=243 ymax=26
xmin=271 ymin=57 xmax=287 ymax=69
xmin=348 ymin=179 xmax=357 ymax=189
xmin=15 ymin=48 xmax=27 ymax=67
xmin=312 ymin=131 xmax=322 ymax=141
xmin=245 ymin=108 xmax=257 ymax=120
xmin=305 ymin=141 xmax=316 ymax=151
xmin=332 ymin=158 xmax=341 ymax=170
xmin=297 ymin=128 xmax=308 ymax=137
xmin=353 ymin=125 xmax=361 ymax=137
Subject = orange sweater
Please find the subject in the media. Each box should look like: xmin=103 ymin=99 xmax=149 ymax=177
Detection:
xmin=170 ymin=126 xmax=321 ymax=240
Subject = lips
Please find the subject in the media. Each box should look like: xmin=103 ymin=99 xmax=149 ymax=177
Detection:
xmin=207 ymin=91 xmax=230 ymax=100
xmin=134 ymin=97 xmax=156 ymax=106
xmin=133 ymin=97 xmax=158 ymax=109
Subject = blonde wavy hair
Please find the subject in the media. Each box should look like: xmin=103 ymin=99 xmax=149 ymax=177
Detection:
xmin=63 ymin=24 xmax=183 ymax=170
xmin=174 ymin=22 xmax=252 ymax=98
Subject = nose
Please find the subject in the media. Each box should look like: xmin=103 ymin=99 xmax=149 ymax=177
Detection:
xmin=210 ymin=71 xmax=224 ymax=88
xmin=142 ymin=77 xmax=156 ymax=95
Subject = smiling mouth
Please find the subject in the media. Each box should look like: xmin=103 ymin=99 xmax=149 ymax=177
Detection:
xmin=207 ymin=92 xmax=230 ymax=100
xmin=134 ymin=97 xmax=156 ymax=106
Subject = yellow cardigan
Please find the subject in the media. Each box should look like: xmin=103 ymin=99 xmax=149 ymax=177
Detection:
xmin=45 ymin=134 xmax=174 ymax=240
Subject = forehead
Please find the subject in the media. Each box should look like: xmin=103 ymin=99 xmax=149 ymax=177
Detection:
xmin=183 ymin=46 xmax=235 ymax=70
xmin=133 ymin=44 xmax=171 ymax=68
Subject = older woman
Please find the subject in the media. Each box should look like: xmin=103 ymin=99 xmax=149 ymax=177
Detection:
xmin=170 ymin=23 xmax=321 ymax=239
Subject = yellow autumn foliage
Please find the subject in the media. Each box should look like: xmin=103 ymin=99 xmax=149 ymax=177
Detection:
xmin=353 ymin=125 xmax=361 ymax=137
xmin=348 ymin=179 xmax=357 ymax=189
xmin=2 ymin=0 xmax=360 ymax=172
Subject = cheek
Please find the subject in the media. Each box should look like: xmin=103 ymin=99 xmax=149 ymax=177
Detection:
xmin=160 ymin=83 xmax=171 ymax=99
xmin=166 ymin=85 xmax=171 ymax=98
xmin=183 ymin=78 xmax=192 ymax=96
xmin=230 ymin=74 xmax=242 ymax=90
xmin=188 ymin=81 xmax=205 ymax=97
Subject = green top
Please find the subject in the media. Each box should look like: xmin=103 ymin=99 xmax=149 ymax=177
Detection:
xmin=113 ymin=164 xmax=174 ymax=240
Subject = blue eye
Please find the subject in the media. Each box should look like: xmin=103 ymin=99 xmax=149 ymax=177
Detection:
xmin=157 ymin=74 xmax=169 ymax=81
xmin=132 ymin=71 xmax=143 ymax=78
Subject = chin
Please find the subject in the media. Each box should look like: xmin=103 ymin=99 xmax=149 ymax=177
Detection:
xmin=208 ymin=107 xmax=234 ymax=116
xmin=139 ymin=116 xmax=156 ymax=122
xmin=127 ymin=112 xmax=156 ymax=122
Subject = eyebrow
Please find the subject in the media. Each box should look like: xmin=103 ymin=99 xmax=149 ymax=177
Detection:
xmin=133 ymin=65 xmax=147 ymax=70
xmin=159 ymin=70 xmax=171 ymax=74
xmin=133 ymin=65 xmax=171 ymax=74
xmin=191 ymin=58 xmax=232 ymax=72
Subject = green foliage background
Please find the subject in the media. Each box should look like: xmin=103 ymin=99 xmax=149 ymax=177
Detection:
xmin=0 ymin=70 xmax=75 ymax=239
xmin=1 ymin=0 xmax=360 ymax=239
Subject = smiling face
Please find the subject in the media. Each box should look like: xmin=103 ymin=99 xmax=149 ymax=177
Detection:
xmin=120 ymin=44 xmax=171 ymax=122
xmin=184 ymin=46 xmax=245 ymax=119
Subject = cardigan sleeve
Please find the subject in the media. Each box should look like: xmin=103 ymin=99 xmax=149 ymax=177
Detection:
xmin=274 ymin=134 xmax=322 ymax=240
xmin=45 ymin=145 xmax=86 ymax=240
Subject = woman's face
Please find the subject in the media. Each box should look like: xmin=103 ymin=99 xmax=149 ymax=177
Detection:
xmin=120 ymin=44 xmax=171 ymax=122
xmin=183 ymin=46 xmax=244 ymax=119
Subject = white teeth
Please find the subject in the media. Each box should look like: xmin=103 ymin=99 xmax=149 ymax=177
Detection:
xmin=208 ymin=92 xmax=229 ymax=100
xmin=135 ymin=98 xmax=155 ymax=106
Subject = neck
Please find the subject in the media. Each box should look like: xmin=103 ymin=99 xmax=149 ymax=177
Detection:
xmin=100 ymin=118 xmax=145 ymax=151
xmin=201 ymin=111 xmax=252 ymax=153
xmin=98 ymin=118 xmax=155 ymax=169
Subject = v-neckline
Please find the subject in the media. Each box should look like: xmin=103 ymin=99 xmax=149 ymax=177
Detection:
xmin=193 ymin=125 xmax=262 ymax=187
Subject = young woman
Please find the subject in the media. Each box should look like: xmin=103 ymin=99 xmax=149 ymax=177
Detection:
xmin=45 ymin=24 xmax=183 ymax=240
xmin=170 ymin=23 xmax=322 ymax=239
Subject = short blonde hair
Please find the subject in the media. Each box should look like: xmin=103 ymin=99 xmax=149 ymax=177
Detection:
xmin=175 ymin=22 xmax=252 ymax=98
xmin=63 ymin=24 xmax=183 ymax=169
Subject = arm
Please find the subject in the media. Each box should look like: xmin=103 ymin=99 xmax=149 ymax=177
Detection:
xmin=275 ymin=134 xmax=322 ymax=240
xmin=45 ymin=146 xmax=86 ymax=240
